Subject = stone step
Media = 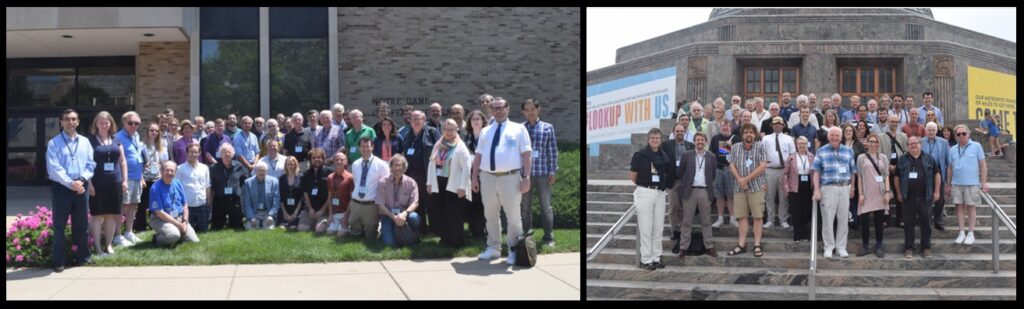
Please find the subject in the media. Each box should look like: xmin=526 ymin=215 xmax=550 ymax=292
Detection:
xmin=586 ymin=279 xmax=1017 ymax=300
xmin=585 ymin=184 xmax=1018 ymax=196
xmin=586 ymin=222 xmax=1017 ymax=239
xmin=585 ymin=201 xmax=1018 ymax=215
xmin=586 ymin=211 xmax=1016 ymax=226
xmin=586 ymin=235 xmax=1017 ymax=254
xmin=586 ymin=263 xmax=1017 ymax=289
xmin=587 ymin=192 xmax=635 ymax=202
xmin=590 ymin=248 xmax=1016 ymax=271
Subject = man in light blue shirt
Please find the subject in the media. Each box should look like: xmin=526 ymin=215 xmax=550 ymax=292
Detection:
xmin=233 ymin=116 xmax=259 ymax=171
xmin=946 ymin=124 xmax=988 ymax=246
xmin=918 ymin=92 xmax=944 ymax=126
xmin=115 ymin=111 xmax=145 ymax=246
xmin=242 ymin=161 xmax=281 ymax=230
xmin=46 ymin=109 xmax=96 ymax=272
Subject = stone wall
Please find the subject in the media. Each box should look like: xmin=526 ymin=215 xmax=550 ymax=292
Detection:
xmin=337 ymin=7 xmax=581 ymax=143
xmin=136 ymin=41 xmax=190 ymax=124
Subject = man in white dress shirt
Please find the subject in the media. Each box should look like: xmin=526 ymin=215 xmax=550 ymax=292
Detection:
xmin=761 ymin=117 xmax=796 ymax=229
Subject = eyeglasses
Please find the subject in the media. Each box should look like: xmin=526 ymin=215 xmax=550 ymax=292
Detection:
xmin=492 ymin=105 xmax=508 ymax=110
xmin=127 ymin=121 xmax=140 ymax=126
xmin=956 ymin=132 xmax=969 ymax=136
xmin=148 ymin=129 xmax=159 ymax=132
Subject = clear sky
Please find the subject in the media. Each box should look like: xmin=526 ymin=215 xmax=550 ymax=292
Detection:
xmin=587 ymin=7 xmax=1017 ymax=72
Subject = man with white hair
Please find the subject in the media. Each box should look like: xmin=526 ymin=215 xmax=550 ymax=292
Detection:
xmin=232 ymin=116 xmax=259 ymax=171
xmin=689 ymin=101 xmax=708 ymax=136
xmin=866 ymin=99 xmax=879 ymax=124
xmin=242 ymin=161 xmax=280 ymax=230
xmin=284 ymin=113 xmax=313 ymax=172
xmin=427 ymin=102 xmax=444 ymax=130
xmin=812 ymin=126 xmax=857 ymax=258
xmin=750 ymin=97 xmax=771 ymax=131
xmin=314 ymin=110 xmax=345 ymax=156
xmin=331 ymin=103 xmax=348 ymax=132
xmin=724 ymin=95 xmax=743 ymax=121
xmin=149 ymin=160 xmax=201 ymax=246
xmin=344 ymin=109 xmax=377 ymax=159
xmin=787 ymin=95 xmax=820 ymax=129
xmin=759 ymin=102 xmax=787 ymax=137
xmin=921 ymin=122 xmax=949 ymax=231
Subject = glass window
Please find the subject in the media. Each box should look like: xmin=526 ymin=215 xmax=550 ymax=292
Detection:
xmin=200 ymin=7 xmax=259 ymax=38
xmin=860 ymin=69 xmax=875 ymax=93
xmin=6 ymin=68 xmax=75 ymax=107
xmin=879 ymin=69 xmax=893 ymax=93
xmin=78 ymin=66 xmax=134 ymax=107
xmin=747 ymin=69 xmax=760 ymax=92
xmin=764 ymin=69 xmax=778 ymax=93
xmin=842 ymin=69 xmax=856 ymax=93
xmin=200 ymin=39 xmax=260 ymax=119
xmin=270 ymin=7 xmax=328 ymax=37
xmin=7 ymin=117 xmax=37 ymax=148
xmin=270 ymin=38 xmax=329 ymax=117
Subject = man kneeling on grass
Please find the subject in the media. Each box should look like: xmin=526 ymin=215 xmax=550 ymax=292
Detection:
xmin=376 ymin=154 xmax=421 ymax=247
xmin=243 ymin=161 xmax=281 ymax=230
xmin=149 ymin=161 xmax=200 ymax=246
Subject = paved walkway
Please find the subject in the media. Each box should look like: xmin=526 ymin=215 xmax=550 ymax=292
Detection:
xmin=6 ymin=253 xmax=580 ymax=300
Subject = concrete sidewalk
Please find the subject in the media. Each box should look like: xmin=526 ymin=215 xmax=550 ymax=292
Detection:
xmin=6 ymin=253 xmax=580 ymax=300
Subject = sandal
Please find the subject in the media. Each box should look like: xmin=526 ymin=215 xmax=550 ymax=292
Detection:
xmin=753 ymin=245 xmax=763 ymax=257
xmin=727 ymin=245 xmax=747 ymax=256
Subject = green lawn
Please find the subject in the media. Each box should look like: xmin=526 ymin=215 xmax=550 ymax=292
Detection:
xmin=93 ymin=228 xmax=579 ymax=267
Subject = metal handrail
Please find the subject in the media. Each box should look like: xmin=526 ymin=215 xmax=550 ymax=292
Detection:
xmin=808 ymin=199 xmax=818 ymax=300
xmin=980 ymin=192 xmax=1016 ymax=274
xmin=586 ymin=203 xmax=637 ymax=262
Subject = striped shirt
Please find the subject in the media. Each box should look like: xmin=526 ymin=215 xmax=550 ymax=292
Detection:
xmin=525 ymin=120 xmax=558 ymax=176
xmin=812 ymin=143 xmax=857 ymax=185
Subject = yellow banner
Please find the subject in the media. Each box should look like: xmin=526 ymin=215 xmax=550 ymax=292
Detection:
xmin=967 ymin=66 xmax=1016 ymax=142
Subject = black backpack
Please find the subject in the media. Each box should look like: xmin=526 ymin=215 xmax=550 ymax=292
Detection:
xmin=514 ymin=230 xmax=538 ymax=267
xmin=685 ymin=231 xmax=707 ymax=256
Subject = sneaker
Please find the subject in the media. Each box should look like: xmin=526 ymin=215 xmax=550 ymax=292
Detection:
xmin=964 ymin=232 xmax=975 ymax=245
xmin=838 ymin=250 xmax=849 ymax=258
xmin=126 ymin=232 xmax=143 ymax=243
xmin=478 ymin=247 xmax=501 ymax=260
xmin=730 ymin=218 xmax=739 ymax=227
xmin=652 ymin=261 xmax=665 ymax=269
xmin=545 ymin=241 xmax=556 ymax=248
xmin=712 ymin=217 xmax=724 ymax=228
xmin=922 ymin=248 xmax=933 ymax=259
xmin=904 ymin=249 xmax=913 ymax=259
xmin=763 ymin=221 xmax=774 ymax=229
xmin=954 ymin=231 xmax=966 ymax=244
xmin=823 ymin=250 xmax=833 ymax=259
xmin=781 ymin=222 xmax=791 ymax=229
xmin=113 ymin=235 xmax=133 ymax=247
xmin=506 ymin=251 xmax=516 ymax=265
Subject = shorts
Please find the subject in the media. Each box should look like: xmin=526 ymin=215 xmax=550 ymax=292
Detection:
xmin=122 ymin=180 xmax=143 ymax=204
xmin=733 ymin=190 xmax=765 ymax=219
xmin=951 ymin=185 xmax=981 ymax=205
xmin=713 ymin=168 xmax=736 ymax=199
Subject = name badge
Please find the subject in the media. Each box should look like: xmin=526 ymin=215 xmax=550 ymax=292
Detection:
xmin=909 ymin=172 xmax=918 ymax=179
xmin=676 ymin=160 xmax=680 ymax=167
xmin=258 ymin=202 xmax=265 ymax=211
xmin=68 ymin=158 xmax=81 ymax=177
xmin=838 ymin=166 xmax=848 ymax=174
xmin=224 ymin=187 xmax=234 ymax=195
xmin=532 ymin=151 xmax=540 ymax=159
xmin=351 ymin=147 xmax=358 ymax=154
xmin=311 ymin=188 xmax=319 ymax=196
xmin=104 ymin=163 xmax=115 ymax=172
xmin=891 ymin=153 xmax=897 ymax=159
xmin=800 ymin=175 xmax=809 ymax=182
xmin=406 ymin=148 xmax=415 ymax=155
xmin=437 ymin=167 xmax=443 ymax=175
xmin=295 ymin=146 xmax=303 ymax=153
xmin=745 ymin=159 xmax=753 ymax=168
xmin=874 ymin=175 xmax=884 ymax=183
xmin=332 ymin=198 xmax=340 ymax=206
xmin=287 ymin=198 xmax=295 ymax=206
xmin=651 ymin=175 xmax=660 ymax=183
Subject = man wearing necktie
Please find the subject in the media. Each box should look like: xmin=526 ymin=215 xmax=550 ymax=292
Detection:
xmin=472 ymin=97 xmax=533 ymax=266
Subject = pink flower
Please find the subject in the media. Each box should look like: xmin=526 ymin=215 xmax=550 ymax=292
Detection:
xmin=15 ymin=245 xmax=21 ymax=251
xmin=24 ymin=237 xmax=30 ymax=243
xmin=71 ymin=245 xmax=78 ymax=252
xmin=12 ymin=238 xmax=19 ymax=245
xmin=37 ymin=238 xmax=45 ymax=247
xmin=15 ymin=255 xmax=24 ymax=262
xmin=5 ymin=254 xmax=9 ymax=262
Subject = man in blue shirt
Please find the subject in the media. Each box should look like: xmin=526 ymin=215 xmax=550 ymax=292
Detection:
xmin=946 ymin=124 xmax=988 ymax=246
xmin=812 ymin=126 xmax=857 ymax=259
xmin=233 ymin=116 xmax=259 ymax=171
xmin=921 ymin=122 xmax=949 ymax=231
xmin=520 ymin=99 xmax=557 ymax=246
xmin=149 ymin=160 xmax=200 ymax=246
xmin=115 ymin=111 xmax=145 ymax=246
xmin=46 ymin=109 xmax=96 ymax=272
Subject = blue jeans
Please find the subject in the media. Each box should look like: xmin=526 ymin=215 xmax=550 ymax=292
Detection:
xmin=380 ymin=211 xmax=420 ymax=247
xmin=51 ymin=182 xmax=91 ymax=267
xmin=188 ymin=204 xmax=211 ymax=233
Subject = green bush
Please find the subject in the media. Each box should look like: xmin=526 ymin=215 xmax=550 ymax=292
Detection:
xmin=525 ymin=142 xmax=579 ymax=229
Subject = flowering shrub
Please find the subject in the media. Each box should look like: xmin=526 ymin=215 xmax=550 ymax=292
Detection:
xmin=6 ymin=205 xmax=93 ymax=268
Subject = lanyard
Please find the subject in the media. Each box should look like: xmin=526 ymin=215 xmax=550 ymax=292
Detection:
xmin=695 ymin=151 xmax=705 ymax=174
xmin=61 ymin=132 xmax=79 ymax=158
xmin=797 ymin=153 xmax=808 ymax=172
xmin=958 ymin=143 xmax=968 ymax=158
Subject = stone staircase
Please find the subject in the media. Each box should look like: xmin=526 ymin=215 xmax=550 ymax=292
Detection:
xmin=586 ymin=136 xmax=1017 ymax=300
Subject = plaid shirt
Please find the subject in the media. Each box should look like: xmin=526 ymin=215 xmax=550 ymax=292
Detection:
xmin=727 ymin=141 xmax=770 ymax=192
xmin=525 ymin=120 xmax=558 ymax=176
xmin=314 ymin=125 xmax=345 ymax=157
xmin=812 ymin=143 xmax=857 ymax=185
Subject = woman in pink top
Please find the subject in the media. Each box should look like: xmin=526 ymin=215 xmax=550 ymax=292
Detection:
xmin=782 ymin=136 xmax=814 ymax=242
xmin=856 ymin=133 xmax=891 ymax=258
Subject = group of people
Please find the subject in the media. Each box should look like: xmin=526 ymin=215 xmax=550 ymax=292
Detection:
xmin=632 ymin=91 xmax=992 ymax=270
xmin=46 ymin=94 xmax=561 ymax=272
